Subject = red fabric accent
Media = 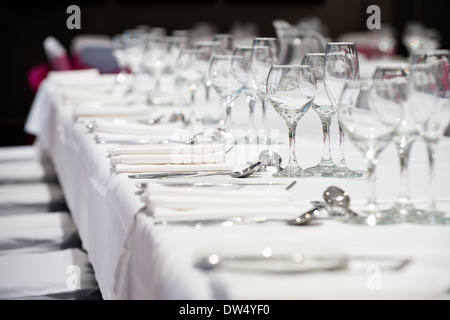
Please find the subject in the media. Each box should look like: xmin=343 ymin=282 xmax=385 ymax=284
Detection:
xmin=27 ymin=63 xmax=50 ymax=92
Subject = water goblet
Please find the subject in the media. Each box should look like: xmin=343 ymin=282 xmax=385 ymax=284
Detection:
xmin=208 ymin=55 xmax=250 ymax=144
xmin=266 ymin=65 xmax=316 ymax=177
xmin=338 ymin=79 xmax=405 ymax=225
xmin=302 ymin=53 xmax=338 ymax=177
xmin=324 ymin=42 xmax=363 ymax=178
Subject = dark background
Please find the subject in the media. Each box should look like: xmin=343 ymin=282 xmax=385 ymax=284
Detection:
xmin=0 ymin=0 xmax=448 ymax=146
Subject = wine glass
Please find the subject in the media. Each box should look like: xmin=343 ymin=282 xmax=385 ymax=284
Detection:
xmin=191 ymin=41 xmax=220 ymax=104
xmin=144 ymin=34 xmax=171 ymax=104
xmin=176 ymin=48 xmax=210 ymax=109
xmin=407 ymin=52 xmax=450 ymax=224
xmin=122 ymin=29 xmax=147 ymax=102
xmin=338 ymin=79 xmax=405 ymax=226
xmin=208 ymin=55 xmax=250 ymax=144
xmin=266 ymin=65 xmax=316 ymax=177
xmin=324 ymin=42 xmax=363 ymax=178
xmin=111 ymin=34 xmax=129 ymax=86
xmin=251 ymin=37 xmax=280 ymax=140
xmin=213 ymin=34 xmax=234 ymax=54
xmin=371 ymin=64 xmax=422 ymax=220
xmin=302 ymin=53 xmax=338 ymax=177
xmin=233 ymin=45 xmax=259 ymax=143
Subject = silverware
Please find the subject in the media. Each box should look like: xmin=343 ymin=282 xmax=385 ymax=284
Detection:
xmin=154 ymin=207 xmax=320 ymax=227
xmin=135 ymin=114 xmax=165 ymax=125
xmin=323 ymin=186 xmax=358 ymax=217
xmin=136 ymin=182 xmax=289 ymax=189
xmin=195 ymin=252 xmax=410 ymax=272
xmin=96 ymin=132 xmax=204 ymax=145
xmin=128 ymin=162 xmax=261 ymax=180
xmin=129 ymin=172 xmax=204 ymax=179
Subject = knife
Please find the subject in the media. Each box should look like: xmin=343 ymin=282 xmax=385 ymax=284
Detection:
xmin=136 ymin=181 xmax=288 ymax=188
xmin=128 ymin=172 xmax=203 ymax=179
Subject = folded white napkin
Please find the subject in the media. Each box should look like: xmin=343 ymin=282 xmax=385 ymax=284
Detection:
xmin=73 ymin=106 xmax=152 ymax=119
xmin=111 ymin=144 xmax=226 ymax=165
xmin=140 ymin=184 xmax=296 ymax=220
xmin=47 ymin=69 xmax=100 ymax=84
xmin=114 ymin=163 xmax=234 ymax=174
xmin=63 ymin=89 xmax=128 ymax=105
xmin=93 ymin=119 xmax=182 ymax=136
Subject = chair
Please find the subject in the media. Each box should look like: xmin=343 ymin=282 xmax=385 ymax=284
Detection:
xmin=43 ymin=36 xmax=72 ymax=71
xmin=70 ymin=34 xmax=119 ymax=73
xmin=0 ymin=211 xmax=81 ymax=254
xmin=0 ymin=248 xmax=99 ymax=300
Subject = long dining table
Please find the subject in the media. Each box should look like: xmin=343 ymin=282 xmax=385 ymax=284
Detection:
xmin=24 ymin=66 xmax=450 ymax=301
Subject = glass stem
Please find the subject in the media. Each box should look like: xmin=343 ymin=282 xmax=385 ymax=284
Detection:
xmin=396 ymin=141 xmax=413 ymax=206
xmin=366 ymin=154 xmax=378 ymax=210
xmin=205 ymin=81 xmax=211 ymax=102
xmin=320 ymin=114 xmax=333 ymax=162
xmin=154 ymin=71 xmax=161 ymax=92
xmin=261 ymin=96 xmax=268 ymax=128
xmin=426 ymin=140 xmax=438 ymax=211
xmin=247 ymin=95 xmax=256 ymax=130
xmin=287 ymin=121 xmax=298 ymax=165
xmin=337 ymin=121 xmax=347 ymax=167
xmin=189 ymin=86 xmax=196 ymax=105
xmin=223 ymin=96 xmax=234 ymax=130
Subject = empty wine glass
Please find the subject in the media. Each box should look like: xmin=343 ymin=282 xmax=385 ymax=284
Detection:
xmin=191 ymin=41 xmax=220 ymax=104
xmin=121 ymin=28 xmax=149 ymax=104
xmin=338 ymin=79 xmax=405 ymax=226
xmin=372 ymin=64 xmax=422 ymax=220
xmin=144 ymin=35 xmax=171 ymax=104
xmin=111 ymin=34 xmax=129 ymax=85
xmin=302 ymin=53 xmax=338 ymax=177
xmin=407 ymin=53 xmax=450 ymax=224
xmin=176 ymin=48 xmax=210 ymax=108
xmin=233 ymin=45 xmax=259 ymax=143
xmin=208 ymin=55 xmax=250 ymax=144
xmin=213 ymin=34 xmax=234 ymax=54
xmin=324 ymin=42 xmax=363 ymax=178
xmin=251 ymin=37 xmax=280 ymax=138
xmin=266 ymin=65 xmax=316 ymax=177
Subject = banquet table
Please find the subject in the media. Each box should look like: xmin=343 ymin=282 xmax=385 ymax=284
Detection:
xmin=24 ymin=68 xmax=450 ymax=300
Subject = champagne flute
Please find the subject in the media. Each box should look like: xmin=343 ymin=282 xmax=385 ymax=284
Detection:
xmin=338 ymin=79 xmax=405 ymax=226
xmin=408 ymin=52 xmax=450 ymax=224
xmin=324 ymin=42 xmax=363 ymax=178
xmin=233 ymin=45 xmax=259 ymax=143
xmin=208 ymin=55 xmax=250 ymax=144
xmin=266 ymin=65 xmax=316 ymax=177
xmin=302 ymin=53 xmax=338 ymax=177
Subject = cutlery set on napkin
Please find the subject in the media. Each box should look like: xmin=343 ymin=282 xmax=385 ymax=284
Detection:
xmin=110 ymin=143 xmax=233 ymax=173
xmin=139 ymin=183 xmax=297 ymax=223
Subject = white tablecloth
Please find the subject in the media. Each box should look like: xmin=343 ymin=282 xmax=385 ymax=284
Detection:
xmin=24 ymin=72 xmax=450 ymax=300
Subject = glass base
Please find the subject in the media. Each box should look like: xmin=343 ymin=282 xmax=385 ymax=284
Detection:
xmin=406 ymin=207 xmax=447 ymax=225
xmin=382 ymin=201 xmax=422 ymax=223
xmin=305 ymin=160 xmax=339 ymax=177
xmin=333 ymin=166 xmax=365 ymax=179
xmin=273 ymin=163 xmax=313 ymax=178
xmin=345 ymin=205 xmax=402 ymax=226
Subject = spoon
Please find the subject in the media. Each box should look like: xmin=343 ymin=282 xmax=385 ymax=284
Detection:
xmin=155 ymin=207 xmax=320 ymax=227
xmin=258 ymin=150 xmax=283 ymax=173
xmin=323 ymin=186 xmax=358 ymax=217
xmin=188 ymin=162 xmax=262 ymax=178
xmin=136 ymin=114 xmax=164 ymax=125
